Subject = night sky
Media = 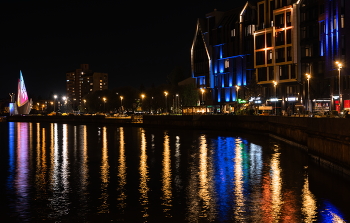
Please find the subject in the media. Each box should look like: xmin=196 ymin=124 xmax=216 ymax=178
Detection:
xmin=1 ymin=0 xmax=249 ymax=99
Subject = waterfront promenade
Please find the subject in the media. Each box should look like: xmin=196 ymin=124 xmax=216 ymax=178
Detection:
xmin=7 ymin=114 xmax=350 ymax=177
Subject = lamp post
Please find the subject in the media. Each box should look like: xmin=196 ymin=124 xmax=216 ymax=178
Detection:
xmin=9 ymin=93 xmax=14 ymax=103
xmin=103 ymin=97 xmax=107 ymax=112
xmin=201 ymin=89 xmax=205 ymax=104
xmin=54 ymin=95 xmax=57 ymax=112
xmin=336 ymin=61 xmax=342 ymax=112
xmin=83 ymin=99 xmax=86 ymax=112
xmin=120 ymin=96 xmax=123 ymax=113
xmin=306 ymin=74 xmax=311 ymax=113
xmin=141 ymin=94 xmax=145 ymax=112
xmin=62 ymin=96 xmax=67 ymax=113
xmin=273 ymin=81 xmax=277 ymax=115
xmin=175 ymin=94 xmax=179 ymax=114
xmin=235 ymin=85 xmax=240 ymax=101
xmin=164 ymin=91 xmax=168 ymax=114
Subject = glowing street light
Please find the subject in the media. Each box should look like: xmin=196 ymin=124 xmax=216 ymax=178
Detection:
xmin=306 ymin=74 xmax=311 ymax=112
xmin=273 ymin=81 xmax=277 ymax=115
xmin=54 ymin=95 xmax=57 ymax=112
xmin=200 ymin=88 xmax=205 ymax=104
xmin=336 ymin=61 xmax=342 ymax=112
xmin=141 ymin=94 xmax=145 ymax=111
xmin=164 ymin=91 xmax=168 ymax=114
xmin=235 ymin=85 xmax=240 ymax=101
xmin=120 ymin=96 xmax=123 ymax=112
xmin=103 ymin=97 xmax=107 ymax=112
xmin=83 ymin=99 xmax=86 ymax=112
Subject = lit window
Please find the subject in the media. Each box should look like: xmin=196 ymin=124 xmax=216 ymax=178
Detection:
xmin=225 ymin=59 xmax=229 ymax=68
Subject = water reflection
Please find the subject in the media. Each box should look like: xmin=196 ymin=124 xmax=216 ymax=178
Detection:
xmin=161 ymin=132 xmax=172 ymax=217
xmin=117 ymin=127 xmax=127 ymax=212
xmin=15 ymin=122 xmax=30 ymax=220
xmin=2 ymin=123 xmax=349 ymax=222
xmin=270 ymin=145 xmax=282 ymax=221
xmin=234 ymin=138 xmax=245 ymax=221
xmin=50 ymin=124 xmax=71 ymax=218
xmin=78 ymin=125 xmax=89 ymax=215
xmin=302 ymin=170 xmax=317 ymax=222
xmin=99 ymin=126 xmax=110 ymax=213
xmin=139 ymin=128 xmax=149 ymax=220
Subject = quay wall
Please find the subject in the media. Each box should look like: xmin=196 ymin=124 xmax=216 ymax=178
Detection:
xmin=143 ymin=115 xmax=350 ymax=172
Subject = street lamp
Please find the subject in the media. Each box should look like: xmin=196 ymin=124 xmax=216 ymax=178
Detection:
xmin=175 ymin=94 xmax=179 ymax=114
xmin=54 ymin=95 xmax=57 ymax=112
xmin=141 ymin=94 xmax=145 ymax=111
xmin=235 ymin=85 xmax=240 ymax=101
xmin=62 ymin=96 xmax=67 ymax=112
xmin=273 ymin=81 xmax=277 ymax=115
xmin=200 ymin=88 xmax=205 ymax=104
xmin=306 ymin=74 xmax=311 ymax=113
xmin=336 ymin=61 xmax=342 ymax=112
xmin=120 ymin=96 xmax=123 ymax=113
xmin=9 ymin=93 xmax=15 ymax=103
xmin=83 ymin=99 xmax=86 ymax=112
xmin=103 ymin=97 xmax=107 ymax=112
xmin=164 ymin=91 xmax=168 ymax=114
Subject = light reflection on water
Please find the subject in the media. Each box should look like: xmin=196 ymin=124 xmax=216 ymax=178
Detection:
xmin=1 ymin=122 xmax=349 ymax=222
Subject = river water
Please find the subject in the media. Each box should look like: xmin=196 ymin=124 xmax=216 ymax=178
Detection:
xmin=0 ymin=122 xmax=349 ymax=222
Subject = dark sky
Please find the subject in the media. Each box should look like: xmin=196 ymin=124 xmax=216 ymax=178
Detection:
xmin=0 ymin=0 xmax=248 ymax=99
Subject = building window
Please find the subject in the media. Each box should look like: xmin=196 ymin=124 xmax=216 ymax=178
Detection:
xmin=231 ymin=29 xmax=236 ymax=37
xmin=341 ymin=14 xmax=345 ymax=28
xmin=225 ymin=59 xmax=229 ymax=68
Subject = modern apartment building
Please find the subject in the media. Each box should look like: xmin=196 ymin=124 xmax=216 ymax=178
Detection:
xmin=66 ymin=64 xmax=108 ymax=110
xmin=191 ymin=0 xmax=349 ymax=114
xmin=191 ymin=3 xmax=257 ymax=113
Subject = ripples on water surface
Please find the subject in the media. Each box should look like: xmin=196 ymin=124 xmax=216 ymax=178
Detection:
xmin=0 ymin=122 xmax=349 ymax=222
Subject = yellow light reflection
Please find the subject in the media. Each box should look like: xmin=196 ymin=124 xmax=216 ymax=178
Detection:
xmin=79 ymin=125 xmax=89 ymax=208
xmin=234 ymin=138 xmax=245 ymax=221
xmin=99 ymin=126 xmax=110 ymax=213
xmin=174 ymin=135 xmax=182 ymax=191
xmin=198 ymin=135 xmax=213 ymax=219
xmin=302 ymin=170 xmax=317 ymax=222
xmin=271 ymin=145 xmax=282 ymax=221
xmin=139 ymin=129 xmax=150 ymax=219
xmin=117 ymin=127 xmax=127 ymax=211
xmin=35 ymin=124 xmax=48 ymax=194
xmin=161 ymin=132 xmax=172 ymax=217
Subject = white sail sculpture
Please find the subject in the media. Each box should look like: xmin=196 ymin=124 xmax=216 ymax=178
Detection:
xmin=9 ymin=71 xmax=32 ymax=115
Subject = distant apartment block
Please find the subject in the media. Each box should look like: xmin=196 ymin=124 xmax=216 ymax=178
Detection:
xmin=66 ymin=64 xmax=108 ymax=110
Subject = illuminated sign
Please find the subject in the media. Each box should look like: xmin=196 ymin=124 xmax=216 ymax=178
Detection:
xmin=286 ymin=97 xmax=297 ymax=102
xmin=238 ymin=99 xmax=247 ymax=104
xmin=270 ymin=98 xmax=278 ymax=102
xmin=249 ymin=97 xmax=261 ymax=102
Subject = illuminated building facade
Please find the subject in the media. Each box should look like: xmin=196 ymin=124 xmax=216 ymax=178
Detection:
xmin=192 ymin=0 xmax=349 ymax=113
xmin=66 ymin=64 xmax=108 ymax=110
xmin=321 ymin=0 xmax=350 ymax=111
xmin=191 ymin=3 xmax=257 ymax=112
xmin=254 ymin=0 xmax=303 ymax=114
